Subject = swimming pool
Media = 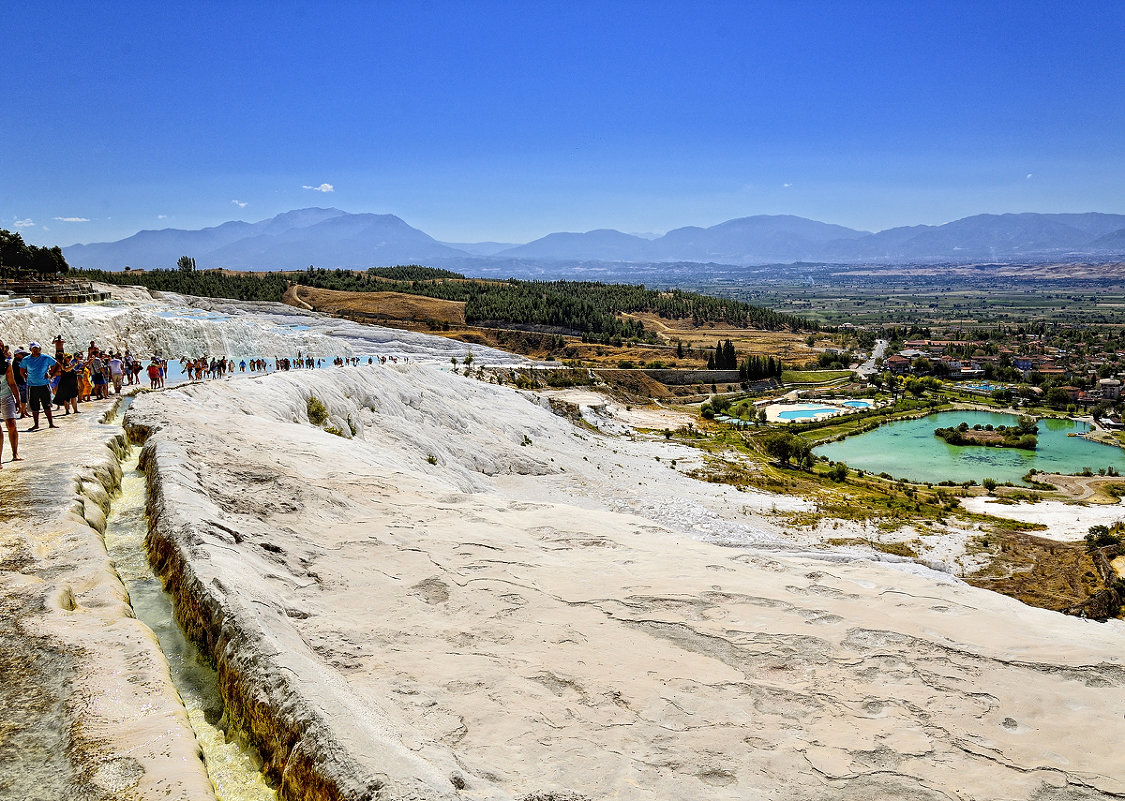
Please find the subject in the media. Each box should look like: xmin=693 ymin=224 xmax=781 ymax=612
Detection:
xmin=962 ymin=382 xmax=1003 ymax=393
xmin=777 ymin=407 xmax=838 ymax=420
xmin=842 ymin=400 xmax=872 ymax=408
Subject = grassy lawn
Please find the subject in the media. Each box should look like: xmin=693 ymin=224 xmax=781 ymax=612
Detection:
xmin=781 ymin=369 xmax=854 ymax=384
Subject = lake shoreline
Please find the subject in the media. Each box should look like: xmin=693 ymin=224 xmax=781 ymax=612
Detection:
xmin=815 ymin=408 xmax=1124 ymax=487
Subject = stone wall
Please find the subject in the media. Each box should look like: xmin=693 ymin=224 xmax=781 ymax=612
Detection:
xmin=621 ymin=369 xmax=741 ymax=385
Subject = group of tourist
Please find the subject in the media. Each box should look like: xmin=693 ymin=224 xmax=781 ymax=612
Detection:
xmin=177 ymin=353 xmax=395 ymax=381
xmin=0 ymin=337 xmax=164 ymax=465
xmin=0 ymin=338 xmax=408 ymax=467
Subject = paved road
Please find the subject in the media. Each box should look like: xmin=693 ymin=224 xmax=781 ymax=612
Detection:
xmin=856 ymin=339 xmax=887 ymax=378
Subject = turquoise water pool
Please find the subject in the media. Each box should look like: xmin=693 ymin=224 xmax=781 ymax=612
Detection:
xmin=843 ymin=400 xmax=872 ymax=408
xmin=815 ymin=410 xmax=1125 ymax=485
xmin=778 ymin=407 xmax=838 ymax=420
xmin=962 ymin=382 xmax=1003 ymax=393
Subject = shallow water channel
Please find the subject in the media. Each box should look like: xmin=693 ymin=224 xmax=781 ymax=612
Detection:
xmin=104 ymin=444 xmax=276 ymax=800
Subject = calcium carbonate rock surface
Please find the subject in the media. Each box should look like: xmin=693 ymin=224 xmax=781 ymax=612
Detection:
xmin=125 ymin=365 xmax=1125 ymax=801
xmin=0 ymin=410 xmax=215 ymax=801
xmin=0 ymin=283 xmax=523 ymax=365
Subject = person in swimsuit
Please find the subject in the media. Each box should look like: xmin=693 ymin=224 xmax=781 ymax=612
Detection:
xmin=0 ymin=345 xmax=22 ymax=465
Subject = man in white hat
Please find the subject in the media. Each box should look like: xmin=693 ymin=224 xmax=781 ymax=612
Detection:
xmin=20 ymin=342 xmax=58 ymax=431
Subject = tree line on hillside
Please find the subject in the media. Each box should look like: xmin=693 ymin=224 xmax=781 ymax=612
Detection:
xmin=0 ymin=229 xmax=70 ymax=278
xmin=294 ymin=267 xmax=815 ymax=343
xmin=75 ymin=267 xmax=289 ymax=301
xmin=74 ymin=260 xmax=816 ymax=343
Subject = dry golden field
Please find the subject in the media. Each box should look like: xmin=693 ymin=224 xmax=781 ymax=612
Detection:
xmin=286 ymin=285 xmax=819 ymax=367
xmin=286 ymin=285 xmax=466 ymax=325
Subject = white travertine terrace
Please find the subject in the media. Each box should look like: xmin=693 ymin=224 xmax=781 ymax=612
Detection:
xmin=3 ymin=285 xmax=1125 ymax=800
xmin=125 ymin=365 xmax=1125 ymax=800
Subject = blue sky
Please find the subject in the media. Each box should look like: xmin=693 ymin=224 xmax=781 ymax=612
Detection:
xmin=5 ymin=1 xmax=1123 ymax=247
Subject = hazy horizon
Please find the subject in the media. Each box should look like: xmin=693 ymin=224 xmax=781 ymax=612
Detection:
xmin=51 ymin=206 xmax=1125 ymax=251
xmin=6 ymin=2 xmax=1124 ymax=247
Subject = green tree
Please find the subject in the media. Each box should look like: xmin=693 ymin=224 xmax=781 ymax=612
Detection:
xmin=722 ymin=339 xmax=736 ymax=369
xmin=1085 ymin=525 xmax=1121 ymax=550
xmin=764 ymin=432 xmax=811 ymax=467
xmin=0 ymin=228 xmax=32 ymax=274
xmin=177 ymin=255 xmax=196 ymax=273
xmin=982 ymin=477 xmax=998 ymax=495
xmin=1046 ymin=387 xmax=1071 ymax=410
xmin=50 ymin=245 xmax=69 ymax=274
xmin=29 ymin=245 xmax=67 ymax=276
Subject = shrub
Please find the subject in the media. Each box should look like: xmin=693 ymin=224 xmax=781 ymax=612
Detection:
xmin=1085 ymin=525 xmax=1122 ymax=550
xmin=307 ymin=396 xmax=329 ymax=426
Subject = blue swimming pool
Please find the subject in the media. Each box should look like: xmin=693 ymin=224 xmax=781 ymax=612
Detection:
xmin=778 ymin=407 xmax=838 ymax=420
xmin=843 ymin=400 xmax=872 ymax=408
xmin=962 ymin=382 xmax=1002 ymax=393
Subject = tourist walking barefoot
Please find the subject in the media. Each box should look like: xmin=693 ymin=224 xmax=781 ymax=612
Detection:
xmin=20 ymin=342 xmax=59 ymax=431
xmin=54 ymin=355 xmax=81 ymax=415
xmin=1 ymin=349 xmax=22 ymax=464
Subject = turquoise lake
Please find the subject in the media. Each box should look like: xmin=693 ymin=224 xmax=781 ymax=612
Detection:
xmin=814 ymin=410 xmax=1125 ymax=485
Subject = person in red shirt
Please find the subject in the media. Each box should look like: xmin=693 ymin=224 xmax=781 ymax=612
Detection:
xmin=147 ymin=358 xmax=162 ymax=389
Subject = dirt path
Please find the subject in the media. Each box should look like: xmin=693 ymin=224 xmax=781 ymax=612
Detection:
xmin=1032 ymin=472 xmax=1125 ymax=502
xmin=282 ymin=284 xmax=314 ymax=310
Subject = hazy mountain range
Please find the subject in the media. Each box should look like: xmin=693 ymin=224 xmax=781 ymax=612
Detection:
xmin=64 ymin=208 xmax=1125 ymax=272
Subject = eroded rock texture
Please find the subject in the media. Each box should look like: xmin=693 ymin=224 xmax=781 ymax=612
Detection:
xmin=0 ymin=412 xmax=214 ymax=801
xmin=128 ymin=366 xmax=1125 ymax=800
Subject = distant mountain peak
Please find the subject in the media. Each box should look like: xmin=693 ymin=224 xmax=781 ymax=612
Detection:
xmin=61 ymin=208 xmax=1125 ymax=271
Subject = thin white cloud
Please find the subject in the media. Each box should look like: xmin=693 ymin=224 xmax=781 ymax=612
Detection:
xmin=1026 ymin=173 xmax=1034 ymax=179
xmin=42 ymin=225 xmax=50 ymax=232
xmin=53 ymin=216 xmax=91 ymax=222
xmin=12 ymin=217 xmax=34 ymax=228
xmin=231 ymin=199 xmax=248 ymax=208
xmin=302 ymin=183 xmax=334 ymax=193
xmin=783 ymin=182 xmax=792 ymax=188
xmin=157 ymin=214 xmax=168 ymax=219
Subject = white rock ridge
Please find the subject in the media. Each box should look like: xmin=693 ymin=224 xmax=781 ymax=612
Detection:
xmin=126 ymin=365 xmax=1125 ymax=801
xmin=0 ymin=283 xmax=524 ymax=365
